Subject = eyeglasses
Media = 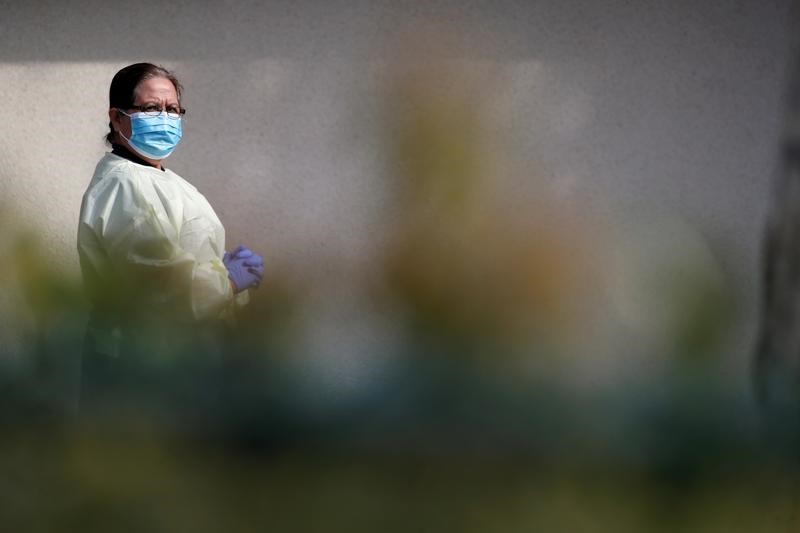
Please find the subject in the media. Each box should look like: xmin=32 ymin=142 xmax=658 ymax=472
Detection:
xmin=127 ymin=104 xmax=186 ymax=119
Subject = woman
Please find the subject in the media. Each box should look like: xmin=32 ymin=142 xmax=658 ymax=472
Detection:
xmin=77 ymin=63 xmax=263 ymax=401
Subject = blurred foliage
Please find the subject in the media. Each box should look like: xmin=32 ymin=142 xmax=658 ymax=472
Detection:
xmin=377 ymin=61 xmax=601 ymax=364
xmin=0 ymin=60 xmax=794 ymax=532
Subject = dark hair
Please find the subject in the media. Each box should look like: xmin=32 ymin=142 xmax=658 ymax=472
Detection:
xmin=106 ymin=63 xmax=183 ymax=144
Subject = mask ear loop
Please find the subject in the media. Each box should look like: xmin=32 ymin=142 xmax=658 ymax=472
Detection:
xmin=112 ymin=109 xmax=133 ymax=151
xmin=112 ymin=108 xmax=130 ymax=143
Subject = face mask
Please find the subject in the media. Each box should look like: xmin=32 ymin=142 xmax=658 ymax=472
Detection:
xmin=118 ymin=110 xmax=183 ymax=160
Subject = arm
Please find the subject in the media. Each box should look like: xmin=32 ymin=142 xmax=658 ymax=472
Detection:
xmin=90 ymin=171 xmax=239 ymax=322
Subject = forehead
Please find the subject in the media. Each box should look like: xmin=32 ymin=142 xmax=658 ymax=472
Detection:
xmin=133 ymin=76 xmax=178 ymax=103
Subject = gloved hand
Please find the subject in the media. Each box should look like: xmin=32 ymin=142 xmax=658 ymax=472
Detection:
xmin=226 ymin=245 xmax=264 ymax=270
xmin=223 ymin=245 xmax=264 ymax=292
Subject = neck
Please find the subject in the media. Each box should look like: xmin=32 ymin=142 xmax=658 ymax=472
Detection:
xmin=112 ymin=140 xmax=163 ymax=170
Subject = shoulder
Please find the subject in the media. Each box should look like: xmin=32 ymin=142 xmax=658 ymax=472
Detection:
xmin=86 ymin=153 xmax=167 ymax=199
xmin=81 ymin=154 xmax=159 ymax=222
xmin=90 ymin=153 xmax=137 ymax=186
xmin=165 ymin=168 xmax=198 ymax=193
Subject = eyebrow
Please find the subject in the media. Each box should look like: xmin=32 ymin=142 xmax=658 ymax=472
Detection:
xmin=133 ymin=100 xmax=181 ymax=106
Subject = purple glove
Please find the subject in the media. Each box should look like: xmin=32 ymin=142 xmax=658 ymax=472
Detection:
xmin=223 ymin=245 xmax=264 ymax=292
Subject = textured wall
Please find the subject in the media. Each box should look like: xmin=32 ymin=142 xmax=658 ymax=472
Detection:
xmin=0 ymin=0 xmax=792 ymax=390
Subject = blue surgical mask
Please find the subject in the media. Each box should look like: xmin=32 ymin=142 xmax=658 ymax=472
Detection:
xmin=118 ymin=110 xmax=183 ymax=160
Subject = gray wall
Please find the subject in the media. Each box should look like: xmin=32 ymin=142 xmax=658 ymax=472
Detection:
xmin=0 ymin=0 xmax=792 ymax=392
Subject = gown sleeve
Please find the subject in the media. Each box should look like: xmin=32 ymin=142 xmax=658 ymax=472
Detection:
xmin=85 ymin=168 xmax=242 ymax=323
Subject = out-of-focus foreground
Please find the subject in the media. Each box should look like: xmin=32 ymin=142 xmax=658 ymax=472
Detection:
xmin=1 ymin=47 xmax=799 ymax=531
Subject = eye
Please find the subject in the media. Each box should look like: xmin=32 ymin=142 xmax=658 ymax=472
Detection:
xmin=141 ymin=104 xmax=161 ymax=113
xmin=165 ymin=105 xmax=181 ymax=114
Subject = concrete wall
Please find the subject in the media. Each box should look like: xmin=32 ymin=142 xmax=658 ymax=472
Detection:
xmin=0 ymin=0 xmax=792 ymax=391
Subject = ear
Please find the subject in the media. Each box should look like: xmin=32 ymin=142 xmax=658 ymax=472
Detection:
xmin=108 ymin=108 xmax=122 ymax=133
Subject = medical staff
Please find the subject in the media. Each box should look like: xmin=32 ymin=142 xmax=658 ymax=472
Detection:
xmin=77 ymin=63 xmax=264 ymax=399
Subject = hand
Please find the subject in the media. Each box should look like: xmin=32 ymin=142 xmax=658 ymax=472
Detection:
xmin=226 ymin=245 xmax=264 ymax=273
xmin=223 ymin=245 xmax=264 ymax=292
